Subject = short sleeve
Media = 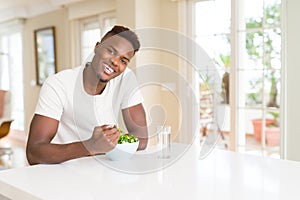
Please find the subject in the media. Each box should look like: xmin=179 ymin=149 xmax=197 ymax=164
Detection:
xmin=120 ymin=69 xmax=144 ymax=109
xmin=35 ymin=77 xmax=66 ymax=121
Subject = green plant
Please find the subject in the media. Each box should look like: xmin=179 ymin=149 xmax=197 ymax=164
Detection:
xmin=199 ymin=73 xmax=212 ymax=91
xmin=214 ymin=54 xmax=230 ymax=104
xmin=246 ymin=78 xmax=263 ymax=105
xmin=268 ymin=111 xmax=280 ymax=127
xmin=246 ymin=3 xmax=281 ymax=108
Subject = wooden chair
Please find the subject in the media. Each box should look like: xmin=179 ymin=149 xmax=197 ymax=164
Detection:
xmin=0 ymin=119 xmax=14 ymax=156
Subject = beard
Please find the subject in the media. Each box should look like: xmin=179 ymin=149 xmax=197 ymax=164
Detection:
xmin=96 ymin=73 xmax=109 ymax=83
xmin=90 ymin=62 xmax=109 ymax=83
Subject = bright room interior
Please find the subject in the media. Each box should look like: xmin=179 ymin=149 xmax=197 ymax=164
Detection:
xmin=0 ymin=0 xmax=300 ymax=170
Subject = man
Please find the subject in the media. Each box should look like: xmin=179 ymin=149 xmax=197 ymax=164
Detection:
xmin=26 ymin=25 xmax=148 ymax=164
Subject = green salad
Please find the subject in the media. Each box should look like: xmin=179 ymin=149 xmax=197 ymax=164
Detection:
xmin=118 ymin=128 xmax=139 ymax=144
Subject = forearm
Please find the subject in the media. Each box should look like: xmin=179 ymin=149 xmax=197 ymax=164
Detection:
xmin=26 ymin=141 xmax=92 ymax=165
xmin=130 ymin=127 xmax=148 ymax=150
xmin=137 ymin=136 xmax=148 ymax=150
xmin=122 ymin=104 xmax=148 ymax=150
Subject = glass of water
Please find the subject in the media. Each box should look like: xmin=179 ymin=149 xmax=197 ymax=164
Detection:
xmin=156 ymin=126 xmax=171 ymax=159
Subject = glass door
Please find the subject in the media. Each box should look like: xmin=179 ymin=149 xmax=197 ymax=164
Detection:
xmin=192 ymin=0 xmax=282 ymax=157
xmin=236 ymin=0 xmax=281 ymax=158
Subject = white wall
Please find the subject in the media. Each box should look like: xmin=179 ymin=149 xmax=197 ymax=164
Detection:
xmin=285 ymin=0 xmax=300 ymax=161
xmin=116 ymin=0 xmax=183 ymax=143
xmin=23 ymin=8 xmax=70 ymax=134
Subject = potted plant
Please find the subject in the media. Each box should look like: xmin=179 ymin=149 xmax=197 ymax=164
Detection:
xmin=247 ymin=4 xmax=281 ymax=143
xmin=252 ymin=118 xmax=275 ymax=142
xmin=265 ymin=111 xmax=280 ymax=146
xmin=214 ymin=54 xmax=230 ymax=104
xmin=199 ymin=73 xmax=213 ymax=119
xmin=199 ymin=73 xmax=212 ymax=92
xmin=245 ymin=4 xmax=281 ymax=108
xmin=251 ymin=111 xmax=280 ymax=145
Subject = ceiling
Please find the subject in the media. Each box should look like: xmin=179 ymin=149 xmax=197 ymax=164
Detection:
xmin=0 ymin=0 xmax=85 ymax=23
xmin=0 ymin=0 xmax=43 ymax=10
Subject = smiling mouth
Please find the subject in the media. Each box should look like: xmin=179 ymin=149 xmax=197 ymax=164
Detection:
xmin=104 ymin=64 xmax=114 ymax=75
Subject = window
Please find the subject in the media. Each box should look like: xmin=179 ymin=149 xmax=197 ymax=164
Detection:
xmin=194 ymin=0 xmax=231 ymax=150
xmin=79 ymin=12 xmax=116 ymax=64
xmin=81 ymin=19 xmax=100 ymax=63
xmin=236 ymin=0 xmax=281 ymax=157
xmin=192 ymin=0 xmax=282 ymax=157
xmin=0 ymin=20 xmax=24 ymax=130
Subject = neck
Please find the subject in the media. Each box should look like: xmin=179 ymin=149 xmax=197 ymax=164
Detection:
xmin=83 ymin=63 xmax=107 ymax=95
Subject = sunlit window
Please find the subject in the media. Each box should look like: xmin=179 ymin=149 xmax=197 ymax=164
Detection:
xmin=0 ymin=30 xmax=24 ymax=130
xmin=194 ymin=0 xmax=282 ymax=158
xmin=80 ymin=13 xmax=116 ymax=64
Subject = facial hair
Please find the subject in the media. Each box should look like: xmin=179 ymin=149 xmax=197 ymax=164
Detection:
xmin=96 ymin=73 xmax=109 ymax=83
xmin=90 ymin=62 xmax=109 ymax=83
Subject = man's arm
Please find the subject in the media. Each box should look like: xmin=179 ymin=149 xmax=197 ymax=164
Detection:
xmin=26 ymin=114 xmax=119 ymax=165
xmin=122 ymin=103 xmax=148 ymax=150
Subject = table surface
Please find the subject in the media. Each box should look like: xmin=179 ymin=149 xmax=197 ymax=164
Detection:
xmin=0 ymin=143 xmax=300 ymax=200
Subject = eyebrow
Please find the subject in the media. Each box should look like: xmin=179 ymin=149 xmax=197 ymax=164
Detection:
xmin=109 ymin=45 xmax=131 ymax=63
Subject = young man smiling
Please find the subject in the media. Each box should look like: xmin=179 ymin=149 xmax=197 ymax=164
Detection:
xmin=26 ymin=25 xmax=148 ymax=164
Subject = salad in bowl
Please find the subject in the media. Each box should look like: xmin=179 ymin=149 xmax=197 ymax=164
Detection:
xmin=106 ymin=128 xmax=139 ymax=161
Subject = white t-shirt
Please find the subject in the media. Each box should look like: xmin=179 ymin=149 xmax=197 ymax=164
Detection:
xmin=35 ymin=66 xmax=144 ymax=144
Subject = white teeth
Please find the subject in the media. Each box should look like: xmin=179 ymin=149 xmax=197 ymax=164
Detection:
xmin=104 ymin=65 xmax=114 ymax=74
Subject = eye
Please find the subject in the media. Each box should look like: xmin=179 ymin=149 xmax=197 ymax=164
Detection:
xmin=107 ymin=48 xmax=115 ymax=55
xmin=121 ymin=58 xmax=128 ymax=65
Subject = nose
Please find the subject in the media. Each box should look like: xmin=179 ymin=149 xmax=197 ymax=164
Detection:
xmin=110 ymin=56 xmax=120 ymax=66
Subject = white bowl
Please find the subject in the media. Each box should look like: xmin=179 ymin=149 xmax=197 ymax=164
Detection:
xmin=106 ymin=141 xmax=139 ymax=161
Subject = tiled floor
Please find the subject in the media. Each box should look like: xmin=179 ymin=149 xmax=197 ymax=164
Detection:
xmin=217 ymin=132 xmax=280 ymax=159
xmin=244 ymin=133 xmax=280 ymax=159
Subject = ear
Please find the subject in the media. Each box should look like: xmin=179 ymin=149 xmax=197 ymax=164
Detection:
xmin=94 ymin=42 xmax=100 ymax=53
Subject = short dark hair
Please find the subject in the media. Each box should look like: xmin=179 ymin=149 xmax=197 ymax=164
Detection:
xmin=101 ymin=25 xmax=140 ymax=54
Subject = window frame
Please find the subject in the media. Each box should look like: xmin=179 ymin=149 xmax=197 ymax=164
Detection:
xmin=186 ymin=0 xmax=284 ymax=157
xmin=74 ymin=11 xmax=116 ymax=66
xmin=0 ymin=19 xmax=24 ymax=131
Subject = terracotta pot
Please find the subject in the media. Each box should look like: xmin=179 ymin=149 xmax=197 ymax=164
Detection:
xmin=252 ymin=119 xmax=275 ymax=141
xmin=266 ymin=127 xmax=280 ymax=146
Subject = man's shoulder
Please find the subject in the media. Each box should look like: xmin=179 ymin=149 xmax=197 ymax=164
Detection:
xmin=110 ymin=68 xmax=136 ymax=87
xmin=55 ymin=66 xmax=81 ymax=79
xmin=123 ymin=67 xmax=133 ymax=74
xmin=45 ymin=66 xmax=81 ymax=85
xmin=120 ymin=67 xmax=135 ymax=80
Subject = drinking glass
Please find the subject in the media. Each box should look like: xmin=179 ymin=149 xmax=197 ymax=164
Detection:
xmin=156 ymin=126 xmax=171 ymax=159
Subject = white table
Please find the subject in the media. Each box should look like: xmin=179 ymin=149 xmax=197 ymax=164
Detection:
xmin=0 ymin=143 xmax=300 ymax=200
